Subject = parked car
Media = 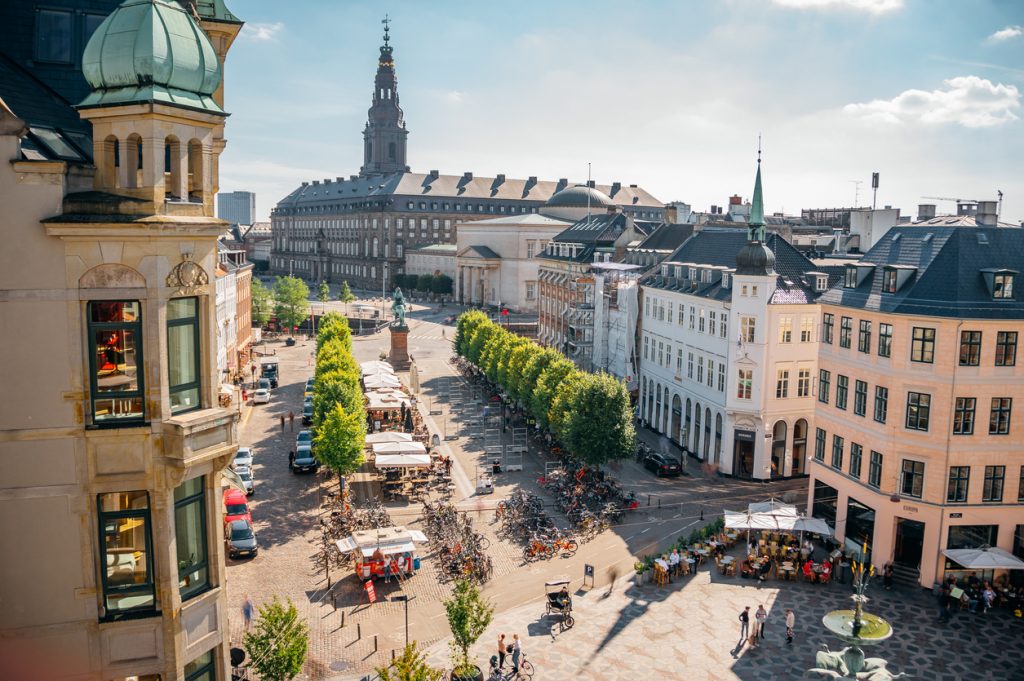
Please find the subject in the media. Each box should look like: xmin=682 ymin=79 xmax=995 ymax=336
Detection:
xmin=232 ymin=446 xmax=253 ymax=470
xmin=258 ymin=378 xmax=272 ymax=392
xmin=644 ymin=452 xmax=682 ymax=477
xmin=296 ymin=430 xmax=313 ymax=450
xmin=223 ymin=488 xmax=252 ymax=526
xmin=235 ymin=465 xmax=255 ymax=495
xmin=252 ymin=388 xmax=270 ymax=404
xmin=302 ymin=403 xmax=313 ymax=425
xmin=290 ymin=444 xmax=319 ymax=473
xmin=305 ymin=377 xmax=315 ymax=391
xmin=226 ymin=519 xmax=258 ymax=559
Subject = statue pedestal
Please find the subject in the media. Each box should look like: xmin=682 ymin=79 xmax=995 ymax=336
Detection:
xmin=389 ymin=324 xmax=410 ymax=370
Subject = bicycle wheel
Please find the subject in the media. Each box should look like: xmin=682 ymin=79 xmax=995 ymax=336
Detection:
xmin=564 ymin=614 xmax=575 ymax=628
xmin=478 ymin=536 xmax=491 ymax=550
xmin=565 ymin=539 xmax=579 ymax=555
xmin=519 ymin=659 xmax=535 ymax=678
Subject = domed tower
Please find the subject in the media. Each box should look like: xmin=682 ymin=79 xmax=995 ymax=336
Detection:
xmin=76 ymin=0 xmax=230 ymax=215
xmin=360 ymin=16 xmax=410 ymax=176
xmin=735 ymin=151 xmax=775 ymax=276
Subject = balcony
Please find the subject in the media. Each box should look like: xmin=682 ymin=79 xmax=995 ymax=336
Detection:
xmin=162 ymin=407 xmax=238 ymax=469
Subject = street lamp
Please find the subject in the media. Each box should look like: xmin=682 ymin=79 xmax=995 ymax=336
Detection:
xmin=391 ymin=594 xmax=414 ymax=647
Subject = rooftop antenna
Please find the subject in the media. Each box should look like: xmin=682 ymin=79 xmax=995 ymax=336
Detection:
xmin=871 ymin=172 xmax=880 ymax=210
xmin=849 ymin=180 xmax=863 ymax=208
xmin=997 ymin=190 xmax=1004 ymax=221
xmin=587 ymin=162 xmax=592 ymax=223
xmin=382 ymin=13 xmax=390 ymax=45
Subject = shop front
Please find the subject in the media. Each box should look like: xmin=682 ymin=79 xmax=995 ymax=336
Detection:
xmin=844 ymin=496 xmax=875 ymax=563
xmin=732 ymin=429 xmax=756 ymax=479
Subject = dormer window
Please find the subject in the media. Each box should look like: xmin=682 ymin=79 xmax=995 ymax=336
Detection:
xmin=816 ymin=275 xmax=828 ymax=292
xmin=994 ymin=273 xmax=1014 ymax=299
xmin=722 ymin=273 xmax=730 ymax=289
xmin=882 ymin=268 xmax=898 ymax=293
xmin=844 ymin=266 xmax=858 ymax=288
xmin=701 ymin=270 xmax=712 ymax=283
xmin=661 ymin=264 xmax=669 ymax=276
xmin=688 ymin=267 xmax=697 ymax=280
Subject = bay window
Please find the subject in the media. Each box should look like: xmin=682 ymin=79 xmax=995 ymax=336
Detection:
xmin=88 ymin=301 xmax=144 ymax=424
xmin=168 ymin=297 xmax=201 ymax=414
xmin=174 ymin=477 xmax=209 ymax=599
xmin=98 ymin=491 xmax=155 ymax=619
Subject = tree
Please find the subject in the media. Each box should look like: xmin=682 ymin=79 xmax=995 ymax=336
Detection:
xmin=376 ymin=643 xmax=444 ymax=681
xmin=444 ymin=579 xmax=494 ymax=678
xmin=416 ymin=274 xmax=433 ymax=293
xmin=466 ymin=322 xmax=499 ymax=366
xmin=549 ymin=368 xmax=585 ymax=440
xmin=530 ymin=358 xmax=575 ymax=429
xmin=317 ymin=312 xmax=353 ymax=353
xmin=317 ymin=280 xmax=331 ymax=303
xmin=455 ymin=311 xmax=488 ymax=357
xmin=496 ymin=336 xmax=530 ymax=390
xmin=313 ymin=370 xmax=362 ymax=428
xmin=243 ymin=597 xmax=309 ymax=681
xmin=251 ymin=278 xmax=272 ymax=328
xmin=431 ymin=274 xmax=453 ymax=296
xmin=519 ymin=347 xmax=562 ymax=407
xmin=505 ymin=343 xmax=540 ymax=403
xmin=273 ymin=276 xmax=310 ymax=335
xmin=338 ymin=280 xmax=356 ymax=314
xmin=314 ymin=404 xmax=366 ymax=476
xmin=560 ymin=372 xmax=636 ymax=465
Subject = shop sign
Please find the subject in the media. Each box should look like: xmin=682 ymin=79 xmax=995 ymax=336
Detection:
xmin=949 ymin=512 xmax=963 ymax=518
xmin=902 ymin=505 xmax=918 ymax=513
xmin=365 ymin=580 xmax=377 ymax=603
xmin=735 ymin=430 xmax=756 ymax=442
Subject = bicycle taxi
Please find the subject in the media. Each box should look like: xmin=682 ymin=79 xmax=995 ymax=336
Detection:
xmin=543 ymin=578 xmax=574 ymax=628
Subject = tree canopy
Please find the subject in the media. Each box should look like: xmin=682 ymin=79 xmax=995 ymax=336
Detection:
xmin=251 ymin=278 xmax=272 ymax=327
xmin=273 ymin=276 xmax=310 ymax=333
xmin=243 ymin=597 xmax=309 ymax=681
xmin=314 ymin=404 xmax=366 ymax=475
xmin=317 ymin=280 xmax=331 ymax=303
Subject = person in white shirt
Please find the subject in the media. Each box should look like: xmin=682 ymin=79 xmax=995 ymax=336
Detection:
xmin=785 ymin=608 xmax=795 ymax=644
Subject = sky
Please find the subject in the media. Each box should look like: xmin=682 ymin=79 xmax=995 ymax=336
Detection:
xmin=217 ymin=0 xmax=1024 ymax=225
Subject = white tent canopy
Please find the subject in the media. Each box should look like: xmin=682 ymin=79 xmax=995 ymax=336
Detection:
xmin=372 ymin=441 xmax=427 ymax=455
xmin=374 ymin=453 xmax=431 ymax=469
xmin=366 ymin=389 xmax=410 ymax=410
xmin=365 ymin=432 xmax=413 ymax=444
xmin=748 ymin=500 xmax=798 ymax=517
xmin=335 ymin=526 xmax=428 ymax=557
xmin=724 ymin=510 xmax=832 ymax=536
xmin=363 ymin=373 xmax=402 ymax=389
xmin=942 ymin=546 xmax=1024 ymax=570
xmin=360 ymin=360 xmax=395 ymax=376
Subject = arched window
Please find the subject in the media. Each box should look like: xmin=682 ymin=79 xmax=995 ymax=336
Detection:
xmin=372 ymin=238 xmax=379 ymax=258
xmin=714 ymin=414 xmax=723 ymax=464
xmin=187 ymin=139 xmax=204 ymax=201
xmin=125 ymin=133 xmax=143 ymax=188
xmin=640 ymin=378 xmax=647 ymax=421
xmin=684 ymin=398 xmax=692 ymax=451
xmin=388 ymin=142 xmax=396 ymax=160
xmin=693 ymin=403 xmax=702 ymax=457
xmin=101 ymin=135 xmax=119 ymax=188
xmin=792 ymin=419 xmax=808 ymax=476
xmin=703 ymin=407 xmax=711 ymax=459
xmin=772 ymin=421 xmax=788 ymax=478
xmin=164 ymin=135 xmax=181 ymax=199
xmin=655 ymin=384 xmax=663 ymax=433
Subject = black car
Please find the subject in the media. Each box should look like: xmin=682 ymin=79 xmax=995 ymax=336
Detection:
xmin=226 ymin=519 xmax=258 ymax=559
xmin=644 ymin=452 xmax=681 ymax=477
xmin=290 ymin=444 xmax=319 ymax=474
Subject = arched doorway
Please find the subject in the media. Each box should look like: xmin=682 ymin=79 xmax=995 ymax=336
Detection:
xmin=647 ymin=382 xmax=654 ymax=428
xmin=792 ymin=419 xmax=808 ymax=475
xmin=693 ymin=403 xmax=702 ymax=459
xmin=684 ymin=399 xmax=692 ymax=453
xmin=640 ymin=377 xmax=647 ymax=423
xmin=714 ymin=414 xmax=723 ymax=464
xmin=671 ymin=394 xmax=682 ymax=445
xmin=772 ymin=421 xmax=787 ymax=478
xmin=703 ymin=407 xmax=712 ymax=460
xmin=655 ymin=384 xmax=663 ymax=434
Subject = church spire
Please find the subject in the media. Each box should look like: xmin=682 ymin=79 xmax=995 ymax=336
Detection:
xmin=360 ymin=15 xmax=409 ymax=176
xmin=748 ymin=136 xmax=765 ymax=242
xmin=735 ymin=137 xmax=775 ymax=276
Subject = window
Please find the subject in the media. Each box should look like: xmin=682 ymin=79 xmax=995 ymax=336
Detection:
xmin=687 ymin=352 xmax=694 ymax=379
xmin=168 ymin=298 xmax=201 ymax=414
xmin=900 ymin=460 xmax=925 ymax=498
xmin=989 ymin=397 xmax=1012 ymax=435
xmin=779 ymin=316 xmax=792 ymax=343
xmin=814 ymin=428 xmax=826 ymax=461
xmin=525 ymin=282 xmax=536 ymax=300
xmin=720 ymin=313 xmax=728 ymax=338
xmin=677 ymin=304 xmax=685 ymax=326
xmin=718 ymin=362 xmax=725 ymax=392
xmin=995 ymin=331 xmax=1017 ymax=366
xmin=526 ymin=241 xmax=535 ymax=259
xmin=905 ymin=392 xmax=931 ymax=431
xmin=740 ymin=316 xmax=756 ymax=343
xmin=776 ymin=369 xmax=789 ymax=398
xmin=88 ymin=301 xmax=144 ymax=424
xmin=35 ymin=9 xmax=73 ymax=63
xmin=689 ymin=306 xmax=695 ymax=329
xmin=643 ymin=336 xmax=649 ymax=360
xmin=98 ymin=491 xmax=155 ymax=618
xmin=185 ymin=650 xmax=216 ymax=681
xmin=953 ymin=397 xmax=976 ymax=435
xmin=822 ymin=313 xmax=834 ymax=344
xmin=676 ymin=348 xmax=683 ymax=373
xmin=658 ymin=342 xmax=664 ymax=366
xmin=836 ymin=375 xmax=849 ymax=410
xmin=800 ymin=317 xmax=813 ymax=342
xmin=667 ymin=304 xmax=673 ymax=324
xmin=1019 ymin=466 xmax=1024 ymax=502
xmin=831 ymin=435 xmax=844 ymax=470
xmin=699 ymin=309 xmax=706 ymax=333
xmin=983 ymin=465 xmax=1005 ymax=502
xmin=877 ymin=323 xmax=892 ymax=357
xmin=175 ymin=477 xmax=209 ymax=599
xmin=839 ymin=316 xmax=852 ymax=348
xmin=873 ymin=386 xmax=888 ymax=423
xmin=797 ymin=368 xmax=811 ymax=397
xmin=882 ymin=268 xmax=898 ymax=293
xmin=818 ymin=369 xmax=831 ymax=404
xmin=844 ymin=267 xmax=858 ymax=288
xmin=709 ymin=311 xmax=717 ymax=336
xmin=947 ymin=466 xmax=970 ymax=503
xmin=858 ymin=320 xmax=871 ymax=353
xmin=752 ymin=285 xmax=758 ymax=296
xmin=706 ymin=359 xmax=714 ymax=388
xmin=959 ymin=331 xmax=982 ymax=366
xmin=854 ymin=380 xmax=867 ymax=416
xmin=697 ymin=356 xmax=704 ymax=383
xmin=911 ymin=327 xmax=935 ymax=363
xmin=737 ymin=369 xmax=752 ymax=400
xmin=868 ymin=451 xmax=883 ymax=489
xmin=993 ymin=273 xmax=1014 ymax=299
xmin=849 ymin=443 xmax=863 ymax=479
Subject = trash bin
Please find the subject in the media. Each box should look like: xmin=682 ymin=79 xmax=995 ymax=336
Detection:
xmin=839 ymin=561 xmax=851 ymax=584
xmin=413 ymin=557 xmax=421 ymax=570
xmin=492 ymin=460 xmax=502 ymax=474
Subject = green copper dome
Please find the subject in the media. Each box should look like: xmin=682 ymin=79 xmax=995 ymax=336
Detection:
xmin=79 ymin=0 xmax=223 ymax=113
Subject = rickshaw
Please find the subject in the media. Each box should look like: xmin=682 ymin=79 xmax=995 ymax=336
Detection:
xmin=544 ymin=578 xmax=574 ymax=628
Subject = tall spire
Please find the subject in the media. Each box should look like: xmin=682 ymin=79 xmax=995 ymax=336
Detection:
xmin=748 ymin=136 xmax=765 ymax=242
xmin=360 ymin=15 xmax=409 ymax=176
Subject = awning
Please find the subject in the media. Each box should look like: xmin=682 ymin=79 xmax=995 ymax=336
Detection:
xmin=360 ymin=360 xmax=395 ymax=376
xmin=372 ymin=441 xmax=427 ymax=455
xmin=335 ymin=526 xmax=428 ymax=557
xmin=365 ymin=432 xmax=413 ymax=444
xmin=363 ymin=374 xmax=402 ymax=389
xmin=374 ymin=453 xmax=431 ymax=469
xmin=942 ymin=546 xmax=1024 ymax=570
xmin=366 ymin=389 xmax=410 ymax=410
xmin=724 ymin=510 xmax=832 ymax=536
xmin=748 ymin=500 xmax=798 ymax=517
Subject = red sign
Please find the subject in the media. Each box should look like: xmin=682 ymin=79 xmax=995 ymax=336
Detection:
xmin=364 ymin=580 xmax=377 ymax=603
xmin=501 ymin=308 xmax=509 ymax=316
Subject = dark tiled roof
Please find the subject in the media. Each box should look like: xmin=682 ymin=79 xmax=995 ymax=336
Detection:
xmin=819 ymin=226 xmax=1024 ymax=319
xmin=460 ymin=245 xmax=500 ymax=259
xmin=634 ymin=223 xmax=695 ymax=251
xmin=553 ymin=213 xmax=629 ymax=244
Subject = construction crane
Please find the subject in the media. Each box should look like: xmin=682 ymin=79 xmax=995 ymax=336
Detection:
xmin=921 ymin=195 xmax=981 ymax=204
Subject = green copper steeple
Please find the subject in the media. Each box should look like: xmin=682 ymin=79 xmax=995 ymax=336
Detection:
xmin=749 ymin=142 xmax=766 ymax=242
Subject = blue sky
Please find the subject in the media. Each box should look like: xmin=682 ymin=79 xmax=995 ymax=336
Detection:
xmin=217 ymin=0 xmax=1024 ymax=224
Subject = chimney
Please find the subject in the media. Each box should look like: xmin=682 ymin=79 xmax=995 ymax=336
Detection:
xmin=587 ymin=180 xmax=596 ymax=188
xmin=611 ymin=181 xmax=621 ymax=195
xmin=977 ymin=200 xmax=998 ymax=226
xmin=556 ymin=178 xmax=568 ymax=191
xmin=527 ymin=176 xmax=537 ymax=184
xmin=312 ymin=180 xmax=320 ymax=185
xmin=336 ymin=177 xmax=344 ymax=183
xmin=957 ymin=201 xmax=977 ymax=217
xmin=495 ymin=173 xmax=505 ymax=184
xmin=462 ymin=172 xmax=473 ymax=182
xmin=832 ymin=228 xmax=845 ymax=255
xmin=429 ymin=169 xmax=440 ymax=180
xmin=917 ymin=204 xmax=936 ymax=221
xmin=350 ymin=175 xmax=358 ymax=181
xmin=664 ymin=204 xmax=678 ymax=224
xmin=711 ymin=204 xmax=718 ymax=215
xmin=729 ymin=194 xmax=742 ymax=206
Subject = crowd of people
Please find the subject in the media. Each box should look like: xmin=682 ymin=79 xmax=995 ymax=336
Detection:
xmin=937 ymin=572 xmax=1024 ymax=622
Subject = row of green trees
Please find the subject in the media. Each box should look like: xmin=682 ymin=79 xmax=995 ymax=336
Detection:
xmin=252 ymin=277 xmax=360 ymax=332
xmin=454 ymin=311 xmax=636 ymax=466
xmin=392 ymin=273 xmax=453 ymax=296
xmin=311 ymin=312 xmax=366 ymax=478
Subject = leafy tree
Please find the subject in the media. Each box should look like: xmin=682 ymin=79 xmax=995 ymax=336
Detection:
xmin=519 ymin=347 xmax=561 ymax=406
xmin=243 ymin=597 xmax=309 ymax=681
xmin=315 ymin=404 xmax=366 ymax=475
xmin=251 ymin=278 xmax=273 ymax=328
xmin=455 ymin=311 xmax=488 ymax=357
xmin=273 ymin=276 xmax=310 ymax=334
xmin=497 ymin=336 xmax=530 ymax=390
xmin=338 ymin=280 xmax=356 ymax=314
xmin=317 ymin=312 xmax=353 ymax=353
xmin=317 ymin=280 xmax=331 ymax=303
xmin=376 ymin=643 xmax=444 ymax=681
xmin=549 ymin=368 xmax=585 ymax=440
xmin=478 ymin=329 xmax=511 ymax=384
xmin=530 ymin=358 xmax=575 ymax=429
xmin=560 ymin=372 xmax=636 ymax=465
xmin=312 ymin=370 xmax=362 ymax=429
xmin=466 ymin=322 xmax=499 ymax=366
xmin=431 ymin=274 xmax=453 ymax=295
xmin=417 ymin=274 xmax=433 ymax=293
xmin=444 ymin=580 xmax=494 ymax=678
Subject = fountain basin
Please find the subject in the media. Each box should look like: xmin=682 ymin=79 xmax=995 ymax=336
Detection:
xmin=821 ymin=610 xmax=893 ymax=645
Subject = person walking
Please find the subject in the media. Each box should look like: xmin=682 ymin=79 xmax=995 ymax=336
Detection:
xmin=883 ymin=563 xmax=894 ymax=590
xmin=288 ymin=410 xmax=295 ymax=432
xmin=755 ymin=604 xmax=768 ymax=640
xmin=497 ymin=633 xmax=507 ymax=669
xmin=279 ymin=414 xmax=285 ymax=432
xmin=242 ymin=594 xmax=255 ymax=630
xmin=785 ymin=608 xmax=795 ymax=644
xmin=738 ymin=606 xmax=751 ymax=642
xmin=510 ymin=634 xmax=521 ymax=673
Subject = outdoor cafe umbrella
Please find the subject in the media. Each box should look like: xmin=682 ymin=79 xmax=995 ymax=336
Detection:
xmin=941 ymin=545 xmax=1024 ymax=570
xmin=748 ymin=499 xmax=798 ymax=517
xmin=365 ymin=432 xmax=413 ymax=445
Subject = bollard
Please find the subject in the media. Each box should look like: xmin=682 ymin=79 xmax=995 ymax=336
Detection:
xmin=357 ymin=622 xmax=361 ymax=640
xmin=700 ymin=509 xmax=704 ymax=521
xmin=392 ymin=649 xmax=396 ymax=661
xmin=374 ymin=634 xmax=378 ymax=653
xmin=341 ymin=611 xmax=346 ymax=628
xmin=657 ymin=498 xmax=661 ymax=509
xmin=647 ymin=494 xmax=651 ymax=506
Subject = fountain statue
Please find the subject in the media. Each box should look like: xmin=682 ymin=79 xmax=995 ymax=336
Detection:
xmin=807 ymin=552 xmax=906 ymax=679
xmin=387 ymin=288 xmax=411 ymax=369
xmin=390 ymin=287 xmax=408 ymax=329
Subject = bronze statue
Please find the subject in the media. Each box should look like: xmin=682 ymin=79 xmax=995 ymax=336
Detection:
xmin=390 ymin=288 xmax=408 ymax=328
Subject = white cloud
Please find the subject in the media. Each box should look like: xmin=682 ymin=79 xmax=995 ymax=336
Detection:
xmin=987 ymin=25 xmax=1022 ymax=43
xmin=241 ymin=22 xmax=284 ymax=42
xmin=843 ymin=76 xmax=1021 ymax=128
xmin=771 ymin=0 xmax=903 ymax=15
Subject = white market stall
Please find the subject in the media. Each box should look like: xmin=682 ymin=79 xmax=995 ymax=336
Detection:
xmin=360 ymin=360 xmax=395 ymax=377
xmin=372 ymin=441 xmax=427 ymax=456
xmin=365 ymin=432 xmax=414 ymax=445
xmin=942 ymin=545 xmax=1024 ymax=570
xmin=335 ymin=526 xmax=428 ymax=581
xmin=374 ymin=453 xmax=431 ymax=469
xmin=366 ymin=389 xmax=411 ymax=411
xmin=363 ymin=373 xmax=402 ymax=389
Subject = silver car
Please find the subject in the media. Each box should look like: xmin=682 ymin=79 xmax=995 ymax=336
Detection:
xmin=233 ymin=446 xmax=254 ymax=470
xmin=235 ymin=465 xmax=255 ymax=495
